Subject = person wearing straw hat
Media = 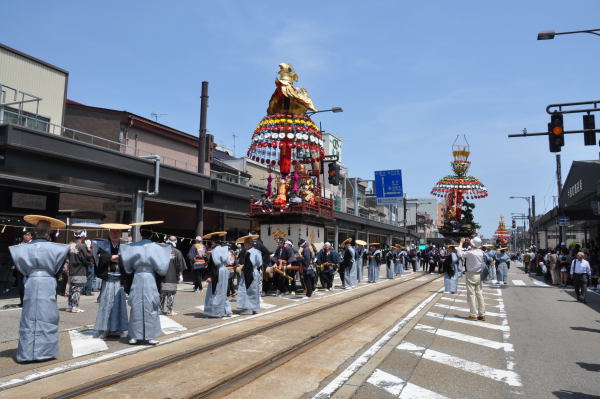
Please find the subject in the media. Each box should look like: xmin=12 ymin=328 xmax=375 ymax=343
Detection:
xmin=120 ymin=224 xmax=171 ymax=344
xmin=367 ymin=243 xmax=382 ymax=283
xmin=236 ymin=234 xmax=262 ymax=314
xmin=457 ymin=237 xmax=486 ymax=321
xmin=355 ymin=239 xmax=367 ymax=282
xmin=94 ymin=223 xmax=130 ymax=339
xmin=203 ymin=232 xmax=233 ymax=317
xmin=9 ymin=215 xmax=70 ymax=362
xmin=482 ymin=245 xmax=498 ymax=284
xmin=66 ymin=230 xmax=91 ymax=313
xmin=444 ymin=244 xmax=460 ymax=294
xmin=494 ymin=247 xmax=511 ymax=285
xmin=160 ymin=236 xmax=187 ymax=316
xmin=396 ymin=245 xmax=407 ymax=276
xmin=340 ymin=238 xmax=357 ymax=289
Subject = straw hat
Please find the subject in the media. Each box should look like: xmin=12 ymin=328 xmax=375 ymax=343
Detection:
xmin=23 ymin=215 xmax=66 ymax=229
xmin=498 ymin=247 xmax=508 ymax=251
xmin=129 ymin=220 xmax=164 ymax=226
xmin=235 ymin=234 xmax=259 ymax=244
xmin=369 ymin=242 xmax=380 ymax=246
xmin=340 ymin=237 xmax=352 ymax=247
xmin=355 ymin=239 xmax=367 ymax=246
xmin=99 ymin=223 xmax=131 ymax=230
xmin=203 ymin=231 xmax=227 ymax=240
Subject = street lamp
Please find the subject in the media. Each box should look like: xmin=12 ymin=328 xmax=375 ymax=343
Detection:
xmin=306 ymin=107 xmax=343 ymax=116
xmin=537 ymin=28 xmax=600 ymax=40
xmin=509 ymin=196 xmax=532 ymax=247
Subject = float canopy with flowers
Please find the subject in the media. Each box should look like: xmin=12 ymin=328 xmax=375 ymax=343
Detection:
xmin=247 ymin=63 xmax=332 ymax=217
xmin=494 ymin=216 xmax=511 ymax=245
xmin=431 ymin=136 xmax=488 ymax=237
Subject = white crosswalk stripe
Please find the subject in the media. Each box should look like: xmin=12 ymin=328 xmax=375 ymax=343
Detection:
xmin=400 ymin=382 xmax=450 ymax=399
xmin=512 ymin=280 xmax=526 ymax=286
xmin=397 ymin=343 xmax=522 ymax=387
xmin=414 ymin=324 xmax=514 ymax=351
xmin=367 ymin=368 xmax=451 ymax=399
xmin=366 ymin=368 xmax=405 ymax=396
xmin=426 ymin=312 xmax=510 ymax=331
xmin=434 ymin=303 xmax=506 ymax=318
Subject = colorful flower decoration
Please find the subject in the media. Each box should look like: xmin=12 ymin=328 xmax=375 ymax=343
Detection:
xmin=247 ymin=113 xmax=325 ymax=166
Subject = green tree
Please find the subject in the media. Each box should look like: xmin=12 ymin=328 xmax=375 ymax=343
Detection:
xmin=461 ymin=200 xmax=481 ymax=231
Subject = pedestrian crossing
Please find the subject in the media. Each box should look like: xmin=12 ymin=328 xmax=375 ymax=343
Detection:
xmin=360 ymin=280 xmax=521 ymax=398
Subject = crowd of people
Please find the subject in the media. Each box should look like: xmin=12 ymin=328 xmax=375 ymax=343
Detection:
xmin=10 ymin=212 xmax=597 ymax=364
xmin=518 ymin=243 xmax=598 ymax=303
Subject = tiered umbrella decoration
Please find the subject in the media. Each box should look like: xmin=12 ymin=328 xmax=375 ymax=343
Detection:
xmin=247 ymin=113 xmax=325 ymax=175
xmin=494 ymin=216 xmax=510 ymax=244
xmin=431 ymin=137 xmax=488 ymax=226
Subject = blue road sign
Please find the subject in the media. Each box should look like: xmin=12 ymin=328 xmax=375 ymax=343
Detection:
xmin=374 ymin=170 xmax=403 ymax=205
xmin=559 ymin=216 xmax=570 ymax=224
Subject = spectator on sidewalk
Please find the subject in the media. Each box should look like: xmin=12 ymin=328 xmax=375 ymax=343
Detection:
xmin=559 ymin=249 xmax=571 ymax=288
xmin=547 ymin=249 xmax=559 ymax=286
xmin=457 ymin=237 xmax=486 ymax=321
xmin=570 ymin=252 xmax=592 ymax=304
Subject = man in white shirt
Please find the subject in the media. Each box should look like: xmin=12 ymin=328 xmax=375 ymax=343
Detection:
xmin=456 ymin=236 xmax=486 ymax=321
xmin=570 ymin=252 xmax=592 ymax=304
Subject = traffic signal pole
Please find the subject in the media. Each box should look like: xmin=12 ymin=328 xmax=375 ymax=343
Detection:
xmin=556 ymin=154 xmax=564 ymax=246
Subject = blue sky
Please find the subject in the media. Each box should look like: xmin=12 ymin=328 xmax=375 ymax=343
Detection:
xmin=4 ymin=1 xmax=600 ymax=237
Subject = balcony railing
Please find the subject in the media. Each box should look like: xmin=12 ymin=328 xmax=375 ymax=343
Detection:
xmin=250 ymin=196 xmax=334 ymax=219
xmin=0 ymin=106 xmax=248 ymax=186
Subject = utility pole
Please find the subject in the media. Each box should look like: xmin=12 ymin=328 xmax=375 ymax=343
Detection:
xmin=531 ymin=195 xmax=536 ymax=247
xmin=196 ymin=81 xmax=209 ymax=237
xmin=556 ymin=154 xmax=563 ymax=246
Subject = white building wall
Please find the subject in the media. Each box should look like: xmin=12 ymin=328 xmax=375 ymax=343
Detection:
xmin=0 ymin=46 xmax=67 ymax=127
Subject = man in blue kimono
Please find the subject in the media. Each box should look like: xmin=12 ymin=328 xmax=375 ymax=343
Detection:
xmin=495 ymin=247 xmax=510 ymax=285
xmin=120 ymin=225 xmax=170 ymax=345
xmin=355 ymin=240 xmax=367 ymax=282
xmin=203 ymin=231 xmax=234 ymax=318
xmin=444 ymin=245 xmax=460 ymax=294
xmin=367 ymin=243 xmax=382 ymax=283
xmin=236 ymin=234 xmax=262 ymax=314
xmin=10 ymin=215 xmax=70 ymax=362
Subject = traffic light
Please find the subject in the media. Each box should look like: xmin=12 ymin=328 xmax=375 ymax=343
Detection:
xmin=548 ymin=111 xmax=564 ymax=152
xmin=512 ymin=219 xmax=516 ymax=229
xmin=583 ymin=114 xmax=596 ymax=146
xmin=328 ymin=162 xmax=340 ymax=186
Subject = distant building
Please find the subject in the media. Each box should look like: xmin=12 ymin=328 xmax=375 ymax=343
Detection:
xmin=0 ymin=42 xmax=68 ymax=130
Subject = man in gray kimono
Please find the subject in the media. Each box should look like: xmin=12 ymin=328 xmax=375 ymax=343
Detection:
xmin=367 ymin=244 xmax=382 ymax=283
xmin=120 ymin=227 xmax=170 ymax=345
xmin=340 ymin=238 xmax=357 ymax=288
xmin=236 ymin=234 xmax=262 ymax=314
xmin=203 ymin=232 xmax=233 ymax=318
xmin=94 ymin=223 xmax=130 ymax=338
xmin=10 ymin=215 xmax=70 ymax=362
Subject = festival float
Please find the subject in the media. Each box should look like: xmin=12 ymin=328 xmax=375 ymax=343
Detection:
xmin=431 ymin=136 xmax=488 ymax=238
xmin=248 ymin=63 xmax=334 ymax=249
xmin=494 ymin=216 xmax=511 ymax=246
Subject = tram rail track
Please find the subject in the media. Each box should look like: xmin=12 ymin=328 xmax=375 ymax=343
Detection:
xmin=47 ymin=273 xmax=442 ymax=399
